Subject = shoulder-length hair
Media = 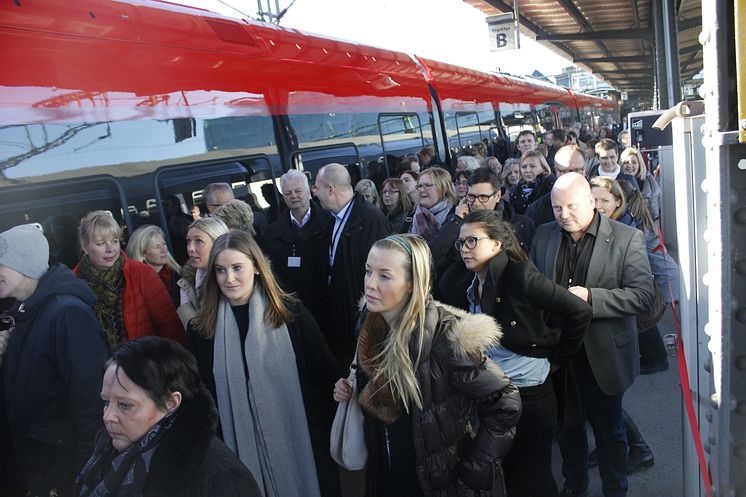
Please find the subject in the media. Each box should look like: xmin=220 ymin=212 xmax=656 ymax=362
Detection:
xmin=462 ymin=210 xmax=527 ymax=262
xmin=78 ymin=210 xmax=121 ymax=245
xmin=589 ymin=176 xmax=626 ymax=220
xmin=354 ymin=178 xmax=381 ymax=209
xmin=368 ymin=234 xmax=433 ymax=412
xmin=126 ymin=225 xmax=181 ymax=273
xmin=192 ymin=230 xmax=296 ymax=338
xmin=519 ymin=150 xmax=551 ymax=177
xmin=188 ymin=217 xmax=229 ymax=241
xmin=419 ymin=167 xmax=456 ymax=206
xmin=380 ymin=178 xmax=413 ymax=216
xmin=620 ymin=146 xmax=647 ymax=179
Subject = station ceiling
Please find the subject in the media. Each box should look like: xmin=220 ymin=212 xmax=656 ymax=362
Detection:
xmin=463 ymin=0 xmax=703 ymax=103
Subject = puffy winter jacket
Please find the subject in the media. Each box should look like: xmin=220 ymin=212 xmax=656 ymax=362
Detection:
xmin=357 ymin=300 xmax=522 ymax=497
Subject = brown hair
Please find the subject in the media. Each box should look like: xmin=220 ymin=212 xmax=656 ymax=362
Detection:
xmin=462 ymin=210 xmax=528 ymax=262
xmin=192 ymin=230 xmax=296 ymax=338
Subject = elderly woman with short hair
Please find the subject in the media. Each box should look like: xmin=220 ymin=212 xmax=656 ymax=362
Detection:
xmin=75 ymin=336 xmax=260 ymax=497
xmin=74 ymin=211 xmax=185 ymax=351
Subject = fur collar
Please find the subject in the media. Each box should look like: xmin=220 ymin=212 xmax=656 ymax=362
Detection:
xmin=356 ymin=300 xmax=501 ymax=424
xmin=145 ymin=386 xmax=219 ymax=495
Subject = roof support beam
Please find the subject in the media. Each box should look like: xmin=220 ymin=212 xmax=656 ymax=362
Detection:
xmin=575 ymin=55 xmax=654 ymax=63
xmin=678 ymin=16 xmax=702 ymax=31
xmin=536 ymin=28 xmax=653 ymax=42
xmin=597 ymin=68 xmax=654 ymax=74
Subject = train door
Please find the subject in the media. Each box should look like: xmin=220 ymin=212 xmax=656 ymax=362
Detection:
xmin=0 ymin=176 xmax=131 ymax=269
xmin=499 ymin=103 xmax=535 ymax=155
xmin=378 ymin=113 xmax=426 ymax=175
xmin=154 ymin=156 xmax=276 ymax=264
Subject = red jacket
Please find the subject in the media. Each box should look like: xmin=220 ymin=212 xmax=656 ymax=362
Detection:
xmin=74 ymin=252 xmax=185 ymax=344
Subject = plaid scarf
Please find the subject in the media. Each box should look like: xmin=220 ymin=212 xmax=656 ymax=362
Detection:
xmin=75 ymin=412 xmax=176 ymax=497
xmin=77 ymin=253 xmax=126 ymax=352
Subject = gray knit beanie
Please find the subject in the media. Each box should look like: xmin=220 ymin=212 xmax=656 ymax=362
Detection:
xmin=0 ymin=224 xmax=49 ymax=279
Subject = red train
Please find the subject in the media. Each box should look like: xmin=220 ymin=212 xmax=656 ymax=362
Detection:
xmin=0 ymin=0 xmax=616 ymax=266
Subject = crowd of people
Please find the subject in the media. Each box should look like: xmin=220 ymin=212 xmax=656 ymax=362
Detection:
xmin=0 ymin=123 xmax=679 ymax=497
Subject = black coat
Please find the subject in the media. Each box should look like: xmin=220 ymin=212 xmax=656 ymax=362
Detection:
xmin=357 ymin=302 xmax=521 ymax=497
xmin=3 ymin=264 xmax=108 ymax=497
xmin=322 ymin=193 xmax=391 ymax=362
xmin=260 ymin=201 xmax=332 ymax=324
xmin=477 ymin=251 xmax=592 ymax=366
xmin=507 ymin=174 xmax=555 ymax=215
xmin=187 ymin=301 xmax=344 ymax=497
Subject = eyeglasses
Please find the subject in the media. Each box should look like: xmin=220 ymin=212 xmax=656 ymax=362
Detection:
xmin=381 ymin=189 xmax=399 ymax=196
xmin=465 ymin=191 xmax=497 ymax=204
xmin=454 ymin=236 xmax=491 ymax=251
xmin=416 ymin=183 xmax=435 ymax=190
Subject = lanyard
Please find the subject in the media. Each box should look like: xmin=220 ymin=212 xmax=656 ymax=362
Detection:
xmin=329 ymin=200 xmax=354 ymax=266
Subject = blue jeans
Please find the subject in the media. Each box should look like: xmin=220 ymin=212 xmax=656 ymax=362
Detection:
xmin=558 ymin=348 xmax=628 ymax=497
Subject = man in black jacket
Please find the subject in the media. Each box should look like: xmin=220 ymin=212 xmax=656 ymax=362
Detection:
xmin=315 ymin=164 xmax=391 ymax=363
xmin=261 ymin=169 xmax=331 ymax=328
xmin=0 ymin=224 xmax=108 ymax=497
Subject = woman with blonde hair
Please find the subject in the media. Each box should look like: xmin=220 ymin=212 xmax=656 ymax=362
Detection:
xmin=380 ymin=178 xmax=414 ymax=233
xmin=589 ymin=176 xmax=628 ymax=221
xmin=620 ymin=146 xmax=662 ymax=223
xmin=409 ymin=167 xmax=457 ymax=241
xmin=177 ymin=217 xmax=229 ymax=328
xmin=354 ymin=178 xmax=380 ymax=207
xmin=508 ymin=150 xmax=554 ymax=215
xmin=74 ymin=211 xmax=184 ymax=351
xmin=333 ymin=234 xmax=521 ymax=497
xmin=189 ymin=230 xmax=341 ymax=497
xmin=126 ymin=224 xmax=181 ymax=304
xmin=500 ymin=158 xmax=521 ymax=193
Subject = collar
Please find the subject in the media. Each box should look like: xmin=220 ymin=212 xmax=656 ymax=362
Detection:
xmin=598 ymin=163 xmax=621 ymax=178
xmin=333 ymin=196 xmax=354 ymax=221
xmin=290 ymin=207 xmax=311 ymax=227
xmin=562 ymin=211 xmax=602 ymax=241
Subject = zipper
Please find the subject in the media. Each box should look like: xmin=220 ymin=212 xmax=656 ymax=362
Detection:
xmin=384 ymin=425 xmax=392 ymax=469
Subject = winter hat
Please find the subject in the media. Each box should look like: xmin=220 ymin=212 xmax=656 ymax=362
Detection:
xmin=0 ymin=224 xmax=49 ymax=279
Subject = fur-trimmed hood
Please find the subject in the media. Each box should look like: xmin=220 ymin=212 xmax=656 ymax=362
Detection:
xmin=356 ymin=300 xmax=502 ymax=423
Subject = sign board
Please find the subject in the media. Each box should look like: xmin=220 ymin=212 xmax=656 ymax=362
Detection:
xmin=631 ymin=119 xmax=643 ymax=129
xmin=486 ymin=14 xmax=517 ymax=52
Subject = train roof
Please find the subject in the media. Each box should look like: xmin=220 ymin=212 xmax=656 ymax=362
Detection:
xmin=0 ymin=0 xmax=613 ymax=124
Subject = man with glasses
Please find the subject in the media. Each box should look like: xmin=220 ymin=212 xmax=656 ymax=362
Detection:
xmin=432 ymin=167 xmax=535 ymax=308
xmin=526 ymin=145 xmax=587 ymax=227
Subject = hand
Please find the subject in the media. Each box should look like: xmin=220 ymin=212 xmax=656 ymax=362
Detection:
xmin=568 ymin=286 xmax=589 ymax=302
xmin=333 ymin=377 xmax=353 ymax=403
xmin=455 ymin=197 xmax=470 ymax=219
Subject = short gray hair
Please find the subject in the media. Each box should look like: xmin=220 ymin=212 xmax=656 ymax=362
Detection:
xmin=213 ymin=199 xmax=256 ymax=236
xmin=279 ymin=169 xmax=310 ymax=193
xmin=202 ymin=182 xmax=234 ymax=206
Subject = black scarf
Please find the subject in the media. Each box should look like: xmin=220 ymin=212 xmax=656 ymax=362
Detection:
xmin=78 ymin=253 xmax=126 ymax=352
xmin=75 ymin=412 xmax=176 ymax=497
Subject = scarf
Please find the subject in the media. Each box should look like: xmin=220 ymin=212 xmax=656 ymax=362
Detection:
xmin=212 ymin=290 xmax=321 ymax=497
xmin=75 ymin=412 xmax=176 ymax=497
xmin=410 ymin=198 xmax=452 ymax=241
xmin=78 ymin=253 xmax=126 ymax=352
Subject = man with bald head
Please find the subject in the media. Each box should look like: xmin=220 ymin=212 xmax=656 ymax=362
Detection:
xmin=526 ymin=145 xmax=587 ymax=227
xmin=316 ymin=163 xmax=390 ymax=362
xmin=530 ymin=173 xmax=654 ymax=497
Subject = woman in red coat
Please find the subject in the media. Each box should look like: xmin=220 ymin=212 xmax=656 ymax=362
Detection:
xmin=74 ymin=210 xmax=185 ymax=352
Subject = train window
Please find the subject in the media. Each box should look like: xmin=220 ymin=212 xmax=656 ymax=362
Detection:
xmin=154 ymin=157 xmax=276 ymax=264
xmin=291 ymin=144 xmax=362 ymax=183
xmin=535 ymin=104 xmax=556 ymax=134
xmin=0 ymin=117 xmax=279 ymax=187
xmin=0 ymin=176 xmax=130 ymax=268
xmin=558 ymin=105 xmax=575 ymax=129
xmin=500 ymin=105 xmax=535 ymax=142
xmin=378 ymin=113 xmax=425 ymax=167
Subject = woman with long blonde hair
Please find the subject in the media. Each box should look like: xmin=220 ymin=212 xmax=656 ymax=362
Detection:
xmin=332 ymin=234 xmax=521 ymax=497
xmin=188 ymin=230 xmax=342 ymax=497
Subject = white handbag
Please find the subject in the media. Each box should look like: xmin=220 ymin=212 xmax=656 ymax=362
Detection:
xmin=329 ymin=353 xmax=368 ymax=470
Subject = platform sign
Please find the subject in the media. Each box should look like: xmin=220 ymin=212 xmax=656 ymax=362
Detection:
xmin=487 ymin=14 xmax=517 ymax=52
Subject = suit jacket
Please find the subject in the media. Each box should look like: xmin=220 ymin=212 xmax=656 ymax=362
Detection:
xmin=322 ymin=193 xmax=391 ymax=362
xmin=530 ymin=214 xmax=655 ymax=395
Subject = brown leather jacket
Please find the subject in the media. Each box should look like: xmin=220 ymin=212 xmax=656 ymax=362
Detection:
xmin=357 ymin=300 xmax=522 ymax=497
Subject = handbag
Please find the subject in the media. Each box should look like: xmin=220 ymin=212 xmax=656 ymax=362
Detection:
xmin=636 ymin=283 xmax=666 ymax=332
xmin=329 ymin=352 xmax=367 ymax=470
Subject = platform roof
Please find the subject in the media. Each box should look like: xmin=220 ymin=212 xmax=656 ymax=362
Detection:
xmin=464 ymin=0 xmax=702 ymax=103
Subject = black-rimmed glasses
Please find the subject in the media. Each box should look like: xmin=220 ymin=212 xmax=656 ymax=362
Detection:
xmin=454 ymin=236 xmax=491 ymax=251
xmin=465 ymin=191 xmax=497 ymax=204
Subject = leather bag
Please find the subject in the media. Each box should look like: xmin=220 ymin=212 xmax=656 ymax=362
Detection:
xmin=329 ymin=354 xmax=367 ymax=470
